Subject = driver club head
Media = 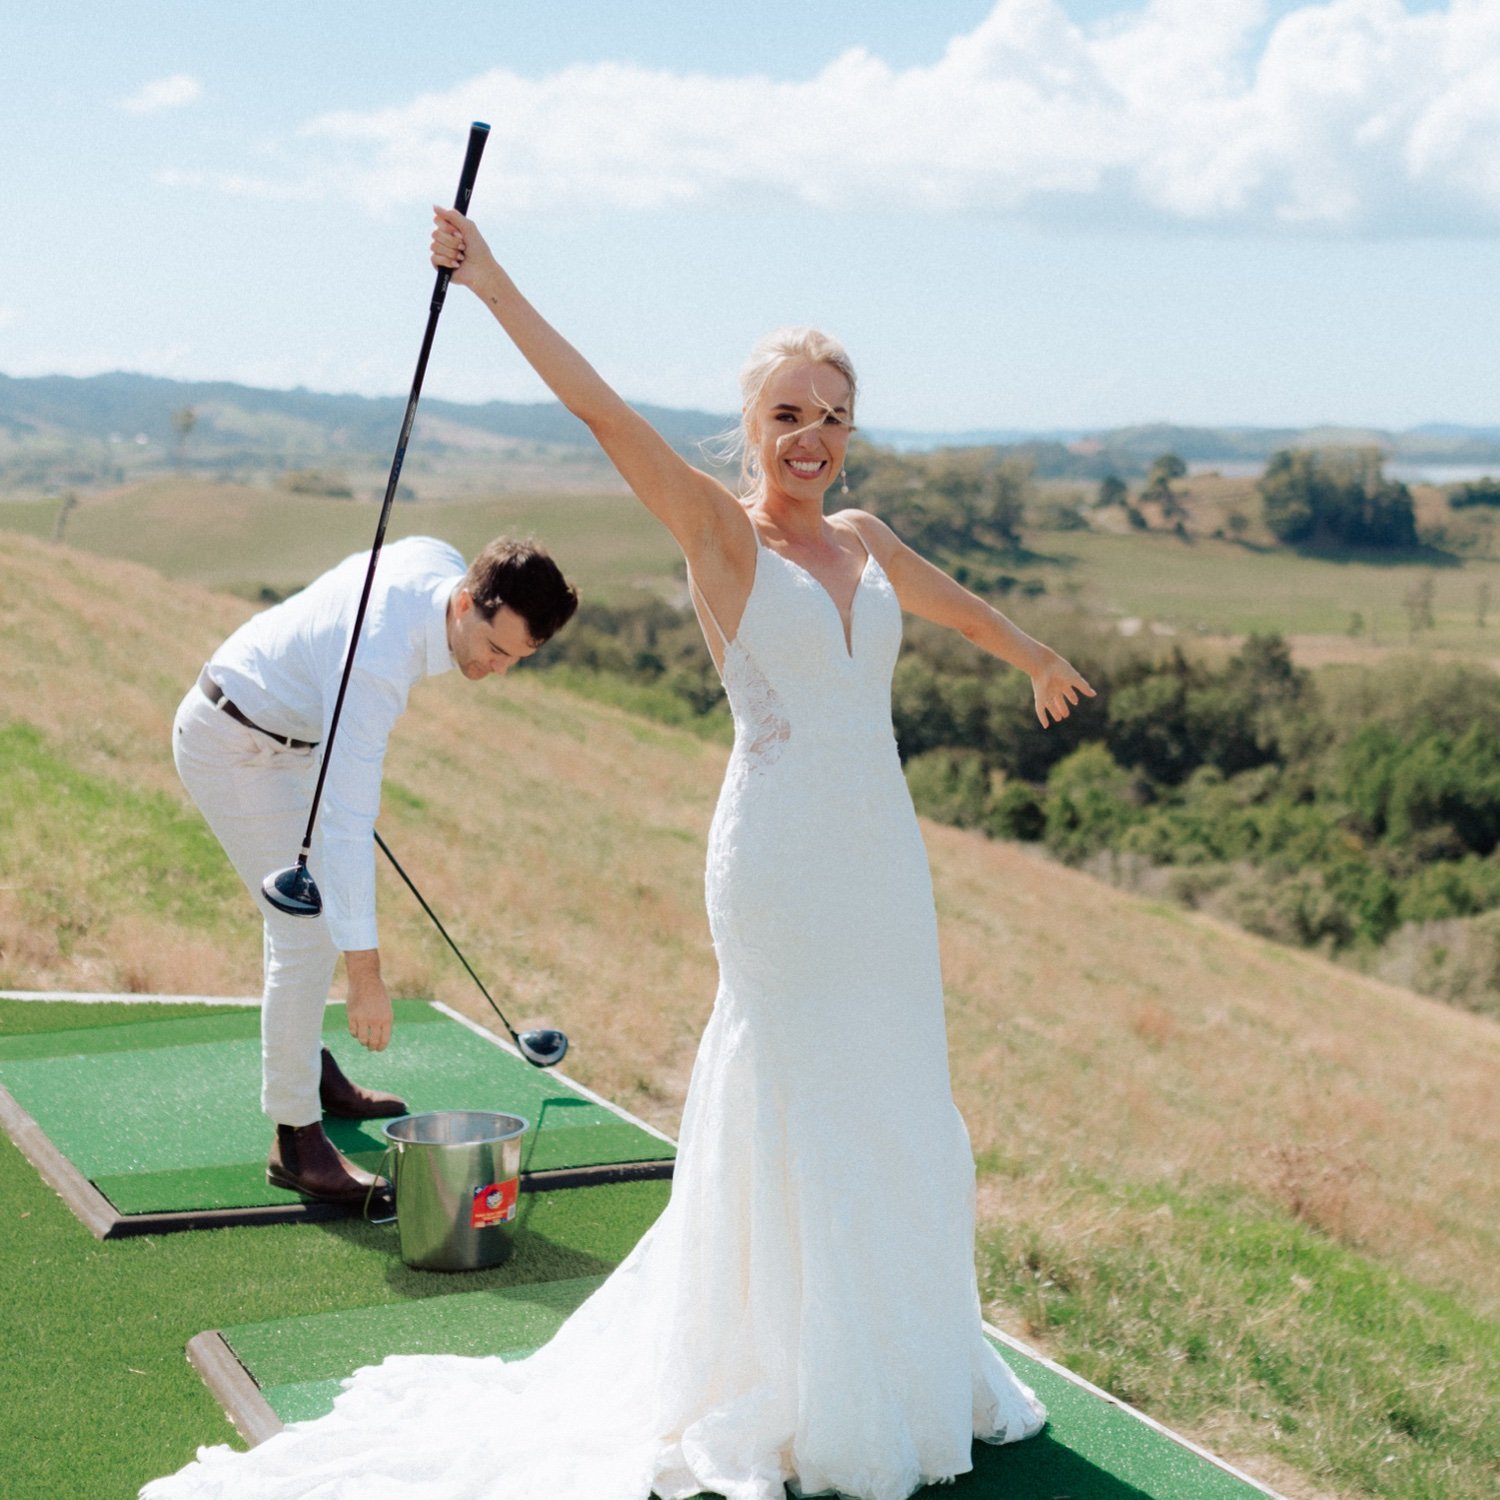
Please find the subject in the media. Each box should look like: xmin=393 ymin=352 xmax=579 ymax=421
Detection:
xmin=517 ymin=1028 xmax=569 ymax=1069
xmin=262 ymin=862 xmax=323 ymax=918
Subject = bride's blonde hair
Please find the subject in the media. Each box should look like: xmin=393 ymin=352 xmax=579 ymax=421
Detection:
xmin=704 ymin=327 xmax=859 ymax=492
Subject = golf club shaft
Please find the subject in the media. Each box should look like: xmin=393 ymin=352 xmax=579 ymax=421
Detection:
xmin=372 ymin=828 xmax=526 ymax=1045
xmin=288 ymin=122 xmax=490 ymax=869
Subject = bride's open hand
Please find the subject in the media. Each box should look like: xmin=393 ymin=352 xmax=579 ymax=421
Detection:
xmin=430 ymin=207 xmax=497 ymax=290
xmin=1029 ymin=650 xmax=1095 ymax=728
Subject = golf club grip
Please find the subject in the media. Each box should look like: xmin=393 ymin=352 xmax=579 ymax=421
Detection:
xmin=453 ymin=121 xmax=490 ymax=217
xmin=431 ymin=122 xmax=491 ymax=307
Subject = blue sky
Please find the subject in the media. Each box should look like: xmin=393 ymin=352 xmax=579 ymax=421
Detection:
xmin=4 ymin=1 xmax=1496 ymax=433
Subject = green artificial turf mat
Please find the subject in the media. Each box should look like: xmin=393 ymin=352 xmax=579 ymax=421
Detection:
xmin=225 ymin=1276 xmax=599 ymax=1421
xmin=0 ymin=1087 xmax=672 ymax=1500
xmin=218 ymin=1285 xmax=1269 ymax=1499
xmin=0 ymin=999 xmax=672 ymax=1217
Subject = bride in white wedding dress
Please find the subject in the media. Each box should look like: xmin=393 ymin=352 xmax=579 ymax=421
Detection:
xmin=142 ymin=212 xmax=1093 ymax=1500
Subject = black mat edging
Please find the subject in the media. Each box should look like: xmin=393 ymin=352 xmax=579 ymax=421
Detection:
xmin=186 ymin=1332 xmax=284 ymax=1446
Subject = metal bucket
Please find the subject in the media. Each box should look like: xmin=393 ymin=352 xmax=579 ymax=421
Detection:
xmin=379 ymin=1110 xmax=529 ymax=1272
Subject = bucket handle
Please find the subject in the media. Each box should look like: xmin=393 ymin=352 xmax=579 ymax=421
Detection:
xmin=363 ymin=1144 xmax=398 ymax=1225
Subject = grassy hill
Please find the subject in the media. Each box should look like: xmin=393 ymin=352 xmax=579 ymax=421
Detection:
xmin=2 ymin=533 xmax=1498 ymax=1498
xmin=0 ymin=473 xmax=676 ymax=601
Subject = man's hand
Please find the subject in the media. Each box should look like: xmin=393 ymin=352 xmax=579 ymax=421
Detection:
xmin=344 ymin=950 xmax=393 ymax=1052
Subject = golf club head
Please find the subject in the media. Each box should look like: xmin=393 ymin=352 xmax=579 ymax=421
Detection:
xmin=262 ymin=862 xmax=323 ymax=918
xmin=517 ymin=1028 xmax=569 ymax=1069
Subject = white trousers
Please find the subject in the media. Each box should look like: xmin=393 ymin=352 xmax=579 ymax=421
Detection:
xmin=173 ymin=682 xmax=338 ymax=1126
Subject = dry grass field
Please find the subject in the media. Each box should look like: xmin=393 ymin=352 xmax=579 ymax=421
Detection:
xmin=2 ymin=532 xmax=1498 ymax=1498
xmin=0 ymin=473 xmax=671 ymax=601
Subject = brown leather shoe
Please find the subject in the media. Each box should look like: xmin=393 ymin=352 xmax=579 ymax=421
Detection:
xmin=319 ymin=1046 xmax=407 ymax=1120
xmin=268 ymin=1122 xmax=393 ymax=1211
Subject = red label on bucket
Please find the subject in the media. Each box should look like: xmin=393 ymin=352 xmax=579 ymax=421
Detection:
xmin=470 ymin=1179 xmax=518 ymax=1228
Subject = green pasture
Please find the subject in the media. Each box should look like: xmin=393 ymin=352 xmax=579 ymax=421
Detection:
xmin=1033 ymin=529 xmax=1500 ymax=652
xmin=0 ymin=479 xmax=680 ymax=601
xmin=10 ymin=478 xmax=1500 ymax=659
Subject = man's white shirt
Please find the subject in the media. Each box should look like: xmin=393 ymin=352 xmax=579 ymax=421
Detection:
xmin=208 ymin=536 xmax=462 ymax=951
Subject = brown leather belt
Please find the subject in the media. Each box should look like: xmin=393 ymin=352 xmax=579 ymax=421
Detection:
xmin=198 ymin=669 xmax=319 ymax=749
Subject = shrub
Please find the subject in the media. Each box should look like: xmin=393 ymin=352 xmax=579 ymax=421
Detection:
xmin=1397 ymin=856 xmax=1500 ymax=924
xmin=904 ymin=748 xmax=989 ymax=830
xmin=1221 ymin=867 xmax=1355 ymax=950
xmin=986 ymin=779 xmax=1046 ymax=842
xmin=1341 ymin=722 xmax=1500 ymax=856
xmin=1376 ymin=909 xmax=1500 ymax=1017
xmin=1044 ymin=744 xmax=1141 ymax=864
xmin=277 ymin=468 xmax=354 ymax=498
xmin=1447 ymin=477 xmax=1500 ymax=508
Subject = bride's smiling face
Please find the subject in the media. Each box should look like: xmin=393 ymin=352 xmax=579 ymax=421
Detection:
xmin=748 ymin=359 xmax=854 ymax=499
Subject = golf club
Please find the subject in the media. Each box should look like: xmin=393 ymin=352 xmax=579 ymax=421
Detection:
xmin=374 ymin=828 xmax=570 ymax=1069
xmin=263 ymin=120 xmax=491 ymax=920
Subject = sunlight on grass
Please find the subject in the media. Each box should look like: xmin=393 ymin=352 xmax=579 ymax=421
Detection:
xmin=1031 ymin=529 xmax=1500 ymax=658
xmin=978 ymin=1172 xmax=1500 ymax=1500
xmin=0 ymin=720 xmax=244 ymax=985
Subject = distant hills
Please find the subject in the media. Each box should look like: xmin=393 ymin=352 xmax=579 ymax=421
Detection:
xmin=2 ymin=369 xmax=1498 ymax=477
xmin=880 ymin=421 xmax=1500 ymax=469
xmin=0 ymin=370 xmax=727 ymax=461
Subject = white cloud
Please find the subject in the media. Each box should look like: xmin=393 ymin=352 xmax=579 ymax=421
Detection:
xmin=119 ymin=74 xmax=204 ymax=115
xmin=178 ymin=2 xmax=1500 ymax=234
xmin=154 ymin=168 xmax=324 ymax=202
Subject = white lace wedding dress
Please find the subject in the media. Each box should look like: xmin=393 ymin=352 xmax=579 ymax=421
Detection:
xmin=142 ymin=522 xmax=1045 ymax=1500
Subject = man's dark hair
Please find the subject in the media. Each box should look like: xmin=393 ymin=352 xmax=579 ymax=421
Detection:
xmin=463 ymin=538 xmax=578 ymax=644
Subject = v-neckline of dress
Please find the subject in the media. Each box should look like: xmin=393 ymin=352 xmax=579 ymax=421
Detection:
xmin=763 ymin=543 xmax=872 ymax=659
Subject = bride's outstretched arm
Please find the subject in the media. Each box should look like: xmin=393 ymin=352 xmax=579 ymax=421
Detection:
xmin=431 ymin=208 xmax=746 ymax=572
xmin=846 ymin=511 xmax=1095 ymax=728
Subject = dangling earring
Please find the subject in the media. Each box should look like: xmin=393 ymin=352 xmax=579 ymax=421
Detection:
xmin=839 ymin=467 xmax=849 ymax=496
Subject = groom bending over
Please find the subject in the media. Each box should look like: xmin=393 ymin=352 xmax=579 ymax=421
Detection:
xmin=172 ymin=536 xmax=577 ymax=1209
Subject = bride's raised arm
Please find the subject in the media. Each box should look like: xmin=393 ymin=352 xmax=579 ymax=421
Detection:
xmin=431 ymin=208 xmax=750 ymax=583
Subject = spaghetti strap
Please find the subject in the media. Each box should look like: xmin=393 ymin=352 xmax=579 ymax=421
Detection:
xmin=687 ymin=569 xmax=732 ymax=656
xmin=688 ymin=499 xmax=762 ymax=664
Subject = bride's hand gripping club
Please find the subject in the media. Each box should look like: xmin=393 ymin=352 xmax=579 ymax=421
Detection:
xmin=431 ymin=208 xmax=498 ymax=291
